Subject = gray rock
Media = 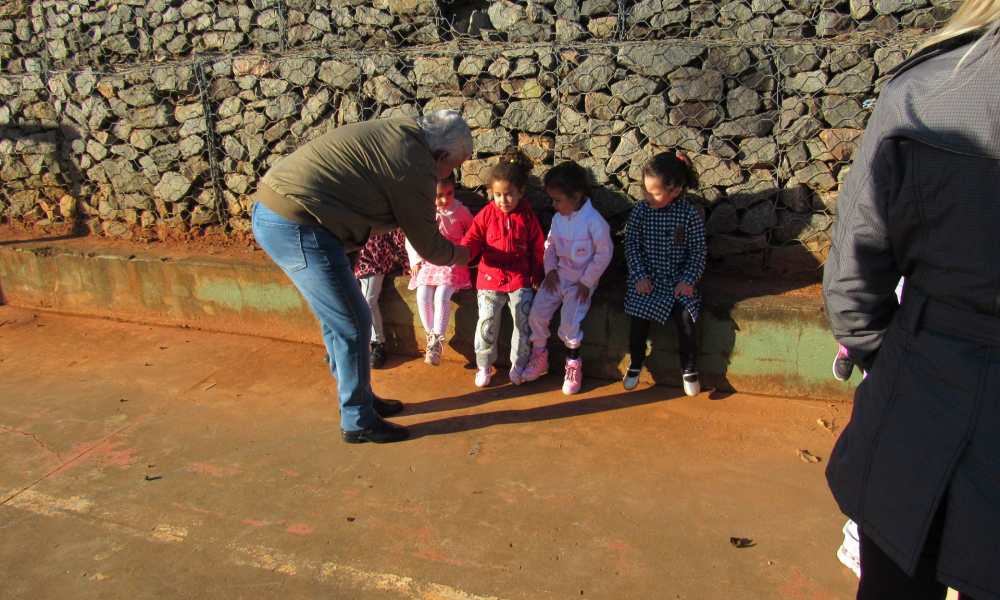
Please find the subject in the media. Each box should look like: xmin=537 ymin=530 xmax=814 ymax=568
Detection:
xmin=129 ymin=105 xmax=172 ymax=129
xmin=488 ymin=0 xmax=527 ymax=31
xmin=778 ymin=181 xmax=814 ymax=213
xmin=581 ymin=0 xmax=618 ymax=16
xmin=175 ymin=102 xmax=204 ymax=123
xmin=642 ymin=122 xmax=704 ymax=152
xmin=129 ymin=129 xmax=155 ymax=151
xmin=260 ymin=78 xmax=289 ymax=98
xmin=851 ymin=0 xmax=873 ymax=18
xmin=355 ymin=6 xmax=393 ymax=27
xmin=618 ymin=43 xmax=703 ymax=77
xmin=414 ymin=57 xmax=460 ymax=93
xmin=150 ymin=65 xmax=195 ymax=93
xmin=668 ymin=67 xmax=724 ymax=103
xmin=706 ymin=202 xmax=740 ymax=235
xmin=278 ymin=58 xmax=318 ymax=87
xmin=388 ymin=0 xmax=436 ymax=16
xmin=225 ymin=173 xmax=252 ymax=195
xmin=154 ymin=172 xmax=191 ymax=202
xmin=720 ymin=2 xmax=753 ymax=22
xmin=473 ymin=128 xmax=514 ymax=154
xmin=608 ymin=129 xmax=642 ymax=172
xmin=488 ymin=57 xmax=511 ymax=79
xmin=555 ymin=0 xmax=580 ymax=20
xmin=584 ymin=93 xmax=622 ymax=120
xmin=821 ymin=96 xmax=867 ymax=128
xmin=318 ymin=60 xmax=360 ymax=90
xmin=708 ymin=233 xmax=768 ymax=259
xmin=713 ymin=111 xmax=777 ymax=140
xmin=874 ymin=47 xmax=908 ymax=75
xmin=777 ymin=43 xmax=819 ymax=76
xmin=365 ymin=76 xmax=407 ymax=106
xmin=555 ymin=19 xmax=588 ymax=41
xmin=875 ymin=0 xmax=928 ymax=13
xmin=669 ymin=102 xmax=723 ymax=128
xmin=178 ymin=135 xmax=205 ymax=159
xmin=528 ymin=2 xmax=556 ymax=24
xmin=458 ymin=56 xmax=488 ymax=77
xmin=773 ymin=210 xmax=833 ymax=242
xmin=826 ymin=61 xmax=875 ymax=94
xmin=739 ymin=137 xmax=779 ymax=168
xmin=726 ymin=171 xmax=777 ymax=208
xmin=610 ymin=75 xmax=658 ymax=103
xmin=501 ymin=100 xmax=554 ymax=133
xmin=559 ymin=105 xmax=589 ymax=134
xmin=795 ymin=162 xmax=837 ymax=191
xmin=564 ymin=54 xmax=616 ymax=93
xmin=739 ymin=201 xmax=777 ymax=235
xmin=777 ymin=115 xmax=823 ymax=145
xmin=705 ymin=47 xmax=752 ymax=76
xmin=784 ymin=70 xmax=827 ymax=94
xmin=265 ymin=94 xmax=302 ymax=120
xmin=150 ymin=144 xmax=181 ymax=166
xmin=693 ymin=154 xmax=744 ymax=187
xmin=816 ymin=10 xmax=852 ymax=36
xmin=819 ymin=128 xmax=865 ymax=161
xmin=588 ymin=16 xmax=617 ymax=38
xmin=588 ymin=119 xmax=629 ymax=136
xmin=727 ymin=87 xmax=761 ymax=119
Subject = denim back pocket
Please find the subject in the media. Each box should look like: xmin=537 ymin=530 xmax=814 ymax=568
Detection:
xmin=252 ymin=216 xmax=307 ymax=273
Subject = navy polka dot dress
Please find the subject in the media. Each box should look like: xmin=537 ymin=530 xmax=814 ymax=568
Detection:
xmin=624 ymin=197 xmax=707 ymax=324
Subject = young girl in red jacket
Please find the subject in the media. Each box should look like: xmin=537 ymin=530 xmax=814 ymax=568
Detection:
xmin=461 ymin=148 xmax=545 ymax=387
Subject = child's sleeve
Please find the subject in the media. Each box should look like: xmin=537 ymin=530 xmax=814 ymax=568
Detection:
xmin=528 ymin=214 xmax=546 ymax=285
xmin=461 ymin=211 xmax=486 ymax=259
xmin=679 ymin=206 xmax=707 ymax=286
xmin=624 ymin=207 xmax=649 ymax=282
xmin=404 ymin=236 xmax=422 ymax=270
xmin=579 ymin=214 xmax=613 ymax=289
xmin=392 ymin=229 xmax=410 ymax=271
xmin=542 ymin=224 xmax=558 ymax=275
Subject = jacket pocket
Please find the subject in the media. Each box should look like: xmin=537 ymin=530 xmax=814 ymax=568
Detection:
xmin=570 ymin=239 xmax=593 ymax=262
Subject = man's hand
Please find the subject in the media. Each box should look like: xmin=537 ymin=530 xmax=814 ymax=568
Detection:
xmin=574 ymin=282 xmax=590 ymax=302
xmin=635 ymin=278 xmax=652 ymax=294
xmin=451 ymin=244 xmax=471 ymax=266
xmin=674 ymin=281 xmax=694 ymax=297
xmin=543 ymin=270 xmax=560 ymax=293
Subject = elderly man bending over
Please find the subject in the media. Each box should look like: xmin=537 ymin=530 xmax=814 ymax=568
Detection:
xmin=252 ymin=109 xmax=473 ymax=444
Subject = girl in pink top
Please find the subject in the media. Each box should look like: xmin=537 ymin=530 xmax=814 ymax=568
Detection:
xmin=406 ymin=174 xmax=474 ymax=366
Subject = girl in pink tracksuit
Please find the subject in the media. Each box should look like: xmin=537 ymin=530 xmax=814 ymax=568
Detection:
xmin=520 ymin=161 xmax=613 ymax=395
xmin=406 ymin=174 xmax=474 ymax=366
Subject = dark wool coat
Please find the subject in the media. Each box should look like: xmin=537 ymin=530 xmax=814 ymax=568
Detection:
xmin=823 ymin=33 xmax=1000 ymax=598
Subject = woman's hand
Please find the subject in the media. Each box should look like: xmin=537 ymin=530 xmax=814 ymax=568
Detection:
xmin=574 ymin=282 xmax=591 ymax=302
xmin=674 ymin=281 xmax=694 ymax=297
xmin=543 ymin=270 xmax=560 ymax=293
xmin=635 ymin=278 xmax=652 ymax=294
xmin=411 ymin=262 xmax=422 ymax=278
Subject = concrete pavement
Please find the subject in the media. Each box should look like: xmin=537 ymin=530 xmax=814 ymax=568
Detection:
xmin=0 ymin=305 xmax=858 ymax=599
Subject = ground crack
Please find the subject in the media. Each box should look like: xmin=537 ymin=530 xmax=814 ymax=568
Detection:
xmin=0 ymin=424 xmax=65 ymax=463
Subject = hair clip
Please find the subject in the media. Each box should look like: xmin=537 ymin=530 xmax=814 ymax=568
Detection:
xmin=677 ymin=155 xmax=685 ymax=162
xmin=510 ymin=159 xmax=516 ymax=163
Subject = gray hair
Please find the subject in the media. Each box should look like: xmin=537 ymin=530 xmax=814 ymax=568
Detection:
xmin=415 ymin=109 xmax=473 ymax=160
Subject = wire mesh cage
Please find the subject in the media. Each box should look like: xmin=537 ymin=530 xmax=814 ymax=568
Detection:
xmin=0 ymin=0 xmax=960 ymax=276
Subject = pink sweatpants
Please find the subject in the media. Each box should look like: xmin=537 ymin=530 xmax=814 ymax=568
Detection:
xmin=528 ymin=276 xmax=593 ymax=349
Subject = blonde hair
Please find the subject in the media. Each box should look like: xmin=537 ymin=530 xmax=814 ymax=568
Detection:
xmin=920 ymin=0 xmax=1000 ymax=50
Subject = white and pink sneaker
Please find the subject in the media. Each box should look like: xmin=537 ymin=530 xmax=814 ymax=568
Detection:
xmin=509 ymin=365 xmax=524 ymax=385
xmin=521 ymin=348 xmax=549 ymax=381
xmin=563 ymin=358 xmax=582 ymax=395
xmin=475 ymin=367 xmax=491 ymax=388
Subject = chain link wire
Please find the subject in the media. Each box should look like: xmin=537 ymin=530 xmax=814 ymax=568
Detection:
xmin=0 ymin=0 xmax=955 ymax=274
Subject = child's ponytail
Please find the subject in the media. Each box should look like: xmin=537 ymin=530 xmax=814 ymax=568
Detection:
xmin=488 ymin=146 xmax=533 ymax=190
xmin=643 ymin=151 xmax=699 ymax=191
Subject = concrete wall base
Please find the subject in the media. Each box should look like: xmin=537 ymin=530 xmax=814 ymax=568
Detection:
xmin=0 ymin=239 xmax=861 ymax=400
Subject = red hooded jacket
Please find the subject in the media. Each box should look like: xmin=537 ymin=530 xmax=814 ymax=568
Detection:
xmin=461 ymin=200 xmax=545 ymax=293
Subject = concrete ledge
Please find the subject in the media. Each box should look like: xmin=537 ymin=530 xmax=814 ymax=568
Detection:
xmin=0 ymin=239 xmax=862 ymax=400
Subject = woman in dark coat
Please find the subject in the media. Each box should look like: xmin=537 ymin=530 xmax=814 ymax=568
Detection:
xmin=823 ymin=2 xmax=1000 ymax=597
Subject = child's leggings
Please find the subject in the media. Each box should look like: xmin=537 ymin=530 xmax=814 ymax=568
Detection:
xmin=628 ymin=303 xmax=697 ymax=372
xmin=416 ymin=285 xmax=456 ymax=337
xmin=475 ymin=288 xmax=535 ymax=369
xmin=358 ymin=274 xmax=385 ymax=343
xmin=528 ymin=276 xmax=593 ymax=349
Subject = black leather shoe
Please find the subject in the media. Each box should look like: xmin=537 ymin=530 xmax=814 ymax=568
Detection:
xmin=342 ymin=416 xmax=409 ymax=444
xmin=370 ymin=342 xmax=387 ymax=369
xmin=372 ymin=395 xmax=403 ymax=417
xmin=322 ymin=354 xmax=330 ymax=363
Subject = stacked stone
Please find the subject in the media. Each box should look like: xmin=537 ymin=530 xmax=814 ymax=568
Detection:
xmin=12 ymin=64 xmax=218 ymax=238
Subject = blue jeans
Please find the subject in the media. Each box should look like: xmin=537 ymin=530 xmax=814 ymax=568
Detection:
xmin=251 ymin=202 xmax=377 ymax=431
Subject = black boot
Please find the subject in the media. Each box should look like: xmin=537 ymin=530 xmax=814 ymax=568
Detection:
xmin=342 ymin=416 xmax=409 ymax=444
xmin=372 ymin=395 xmax=403 ymax=417
xmin=370 ymin=341 xmax=387 ymax=369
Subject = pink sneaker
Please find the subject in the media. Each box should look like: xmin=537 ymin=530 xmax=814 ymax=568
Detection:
xmin=475 ymin=367 xmax=491 ymax=388
xmin=509 ymin=365 xmax=524 ymax=385
xmin=562 ymin=358 xmax=582 ymax=395
xmin=521 ymin=348 xmax=549 ymax=381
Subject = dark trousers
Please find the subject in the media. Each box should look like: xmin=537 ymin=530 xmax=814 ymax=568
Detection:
xmin=628 ymin=304 xmax=697 ymax=373
xmin=858 ymin=500 xmax=974 ymax=600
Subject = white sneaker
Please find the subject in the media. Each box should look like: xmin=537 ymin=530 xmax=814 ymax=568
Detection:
xmin=509 ymin=365 xmax=524 ymax=385
xmin=623 ymin=367 xmax=642 ymax=391
xmin=475 ymin=367 xmax=491 ymax=388
xmin=682 ymin=372 xmax=700 ymax=397
xmin=837 ymin=543 xmax=861 ymax=578
xmin=424 ymin=334 xmax=443 ymax=366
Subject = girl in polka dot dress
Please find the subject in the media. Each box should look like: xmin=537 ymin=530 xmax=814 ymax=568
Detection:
xmin=623 ymin=151 xmax=707 ymax=397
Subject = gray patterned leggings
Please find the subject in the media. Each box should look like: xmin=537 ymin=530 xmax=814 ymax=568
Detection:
xmin=475 ymin=288 xmax=535 ymax=370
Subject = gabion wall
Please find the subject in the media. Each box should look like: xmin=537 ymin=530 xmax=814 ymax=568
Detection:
xmin=0 ymin=0 xmax=957 ymax=276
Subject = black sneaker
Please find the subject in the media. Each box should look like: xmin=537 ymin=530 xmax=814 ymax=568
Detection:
xmin=323 ymin=354 xmax=330 ymax=363
xmin=370 ymin=342 xmax=387 ymax=369
xmin=372 ymin=395 xmax=403 ymax=417
xmin=833 ymin=344 xmax=854 ymax=382
xmin=342 ymin=415 xmax=410 ymax=444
